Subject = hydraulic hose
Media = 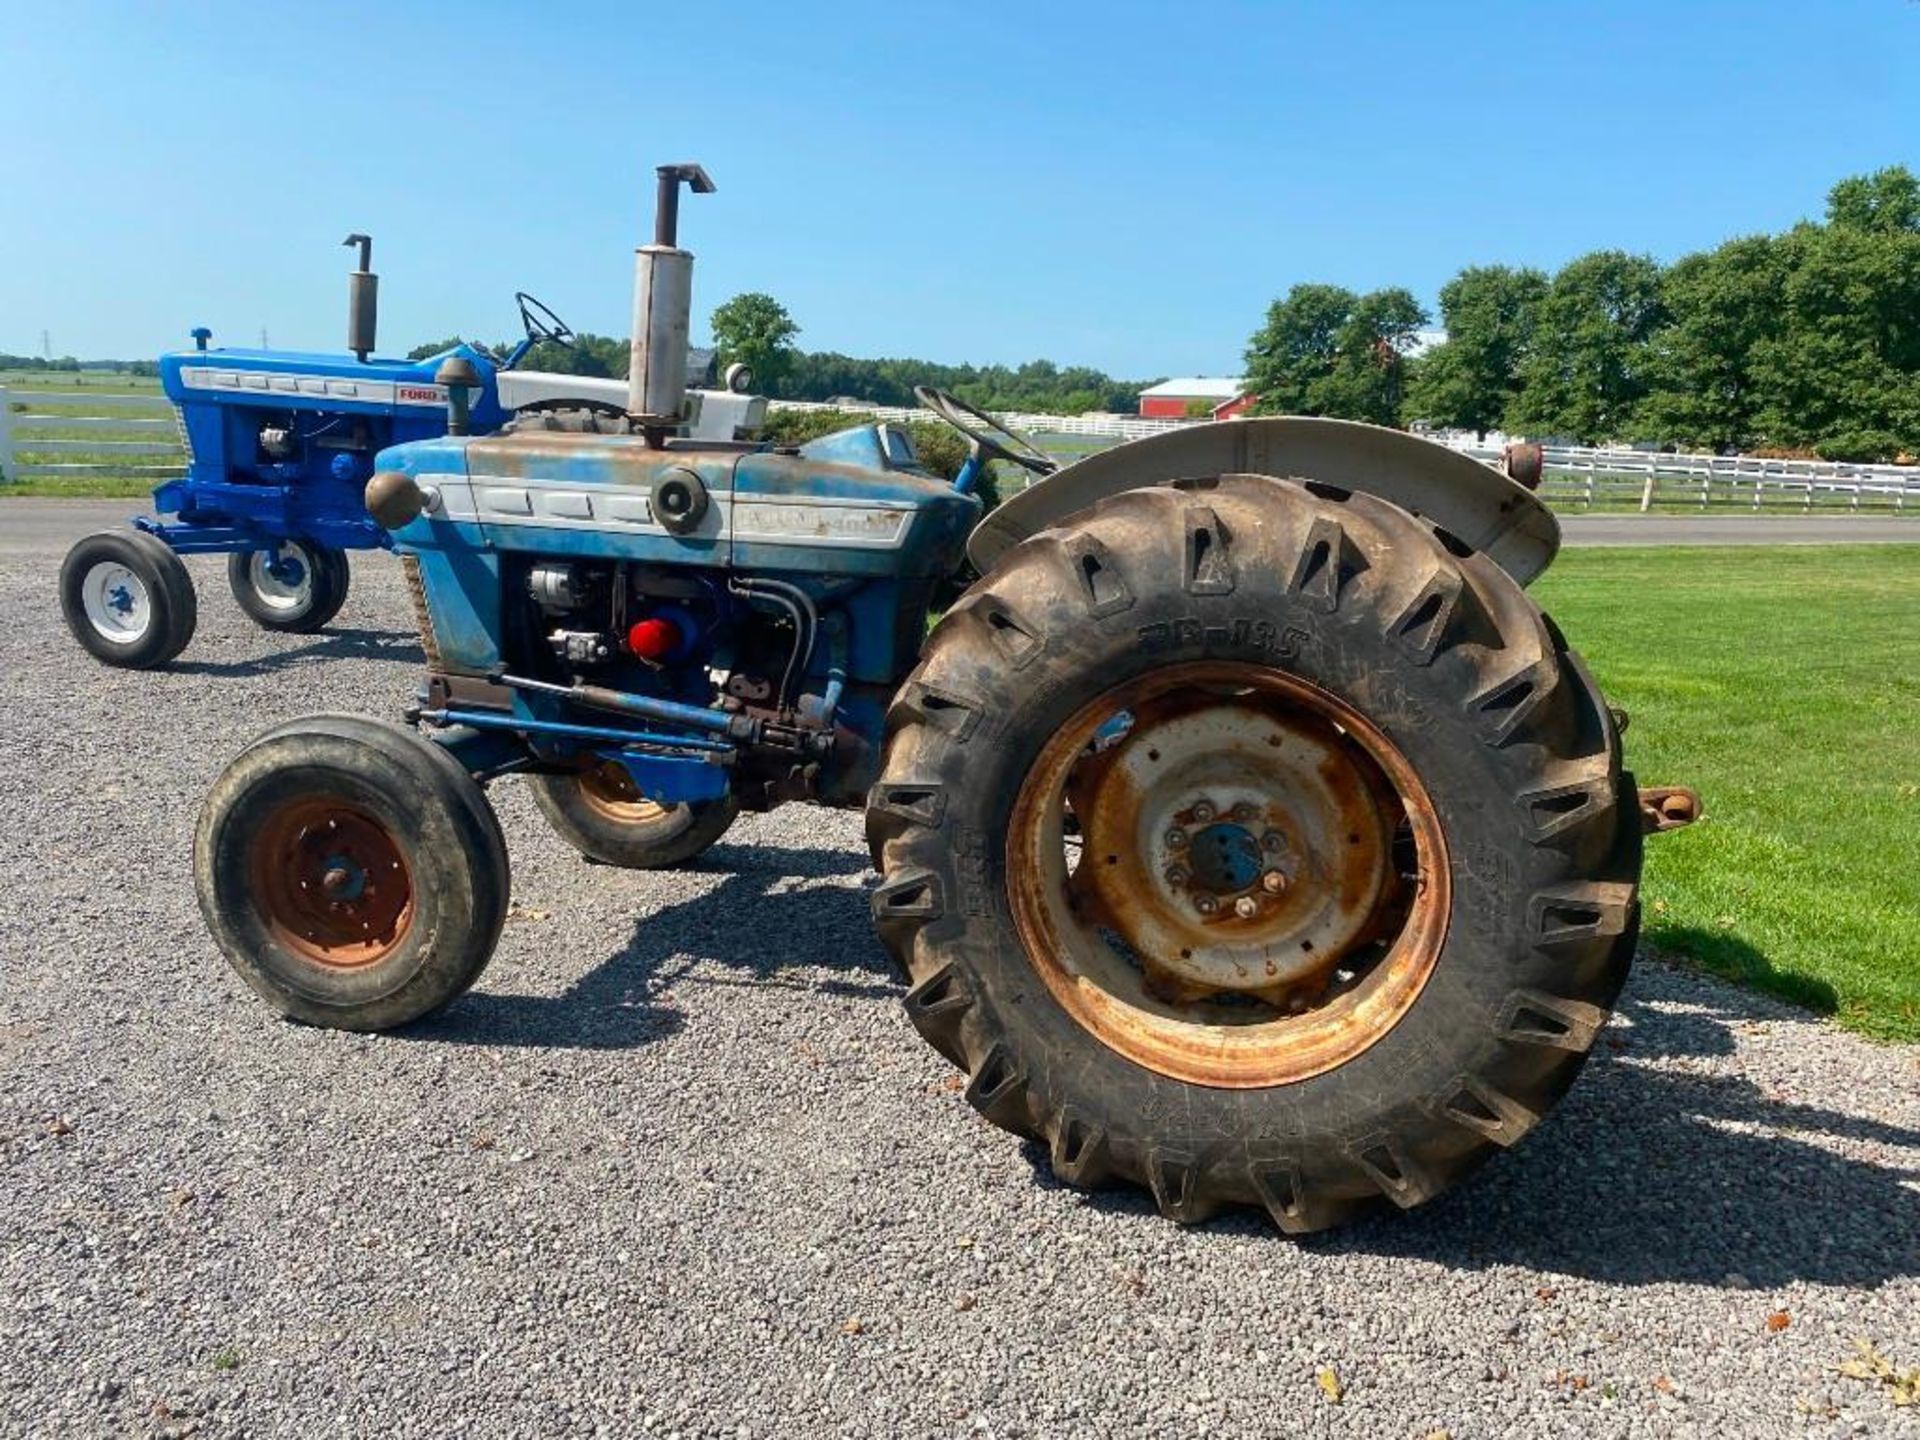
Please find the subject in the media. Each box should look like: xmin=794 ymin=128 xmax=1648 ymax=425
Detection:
xmin=728 ymin=577 xmax=817 ymax=711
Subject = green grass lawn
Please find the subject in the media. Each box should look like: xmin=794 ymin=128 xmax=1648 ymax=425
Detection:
xmin=1535 ymin=545 xmax=1920 ymax=1041
xmin=0 ymin=476 xmax=161 ymax=497
xmin=0 ymin=370 xmax=163 ymax=397
xmin=2 ymin=370 xmax=179 ymax=490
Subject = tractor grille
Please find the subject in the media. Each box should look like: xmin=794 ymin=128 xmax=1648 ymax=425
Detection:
xmin=401 ymin=555 xmax=444 ymax=670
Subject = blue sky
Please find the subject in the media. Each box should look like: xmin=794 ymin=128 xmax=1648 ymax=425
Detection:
xmin=3 ymin=1 xmax=1913 ymax=377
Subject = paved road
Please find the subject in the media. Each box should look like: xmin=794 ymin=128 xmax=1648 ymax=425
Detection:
xmin=3 ymin=497 xmax=1917 ymax=556
xmin=1559 ymin=514 xmax=1919 ymax=546
xmin=2 ymin=517 xmax=1917 ymax=1438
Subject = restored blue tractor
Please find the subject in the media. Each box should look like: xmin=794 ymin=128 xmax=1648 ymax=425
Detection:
xmin=194 ymin=165 xmax=1697 ymax=1231
xmin=58 ymin=237 xmax=761 ymax=668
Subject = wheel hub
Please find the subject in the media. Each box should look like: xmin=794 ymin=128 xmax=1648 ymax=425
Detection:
xmin=80 ymin=562 xmax=151 ymax=640
xmin=249 ymin=799 xmax=414 ymax=967
xmin=1011 ymin=661 xmax=1449 ymax=1089
xmin=1181 ymin=818 xmax=1266 ymax=895
xmin=1067 ymin=691 xmax=1399 ymax=1006
xmin=320 ymin=857 xmax=367 ymax=901
xmin=266 ymin=552 xmax=308 ymax=587
xmin=247 ymin=545 xmax=313 ymax=613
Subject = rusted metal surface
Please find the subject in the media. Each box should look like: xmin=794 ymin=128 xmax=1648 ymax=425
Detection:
xmin=400 ymin=555 xmax=443 ymax=671
xmin=1639 ymin=784 xmax=1704 ymax=835
xmin=1063 ymin=689 xmax=1399 ymax=1008
xmin=574 ymin=761 xmax=673 ymax=826
xmin=366 ymin=470 xmax=430 ymax=530
xmin=248 ymin=798 xmax=414 ymax=968
xmin=1007 ymin=661 xmax=1450 ymax=1089
xmin=1503 ymin=441 xmax=1546 ymax=491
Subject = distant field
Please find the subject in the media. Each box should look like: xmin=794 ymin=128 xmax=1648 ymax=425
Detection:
xmin=1 ymin=369 xmax=178 ymax=491
xmin=0 ymin=369 xmax=163 ymax=397
xmin=1535 ymin=544 xmax=1920 ymax=1042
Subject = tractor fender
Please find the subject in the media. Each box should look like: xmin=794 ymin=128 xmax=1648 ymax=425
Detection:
xmin=968 ymin=416 xmax=1561 ymax=587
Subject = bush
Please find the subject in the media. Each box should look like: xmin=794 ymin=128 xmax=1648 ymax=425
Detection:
xmin=1814 ymin=431 xmax=1904 ymax=463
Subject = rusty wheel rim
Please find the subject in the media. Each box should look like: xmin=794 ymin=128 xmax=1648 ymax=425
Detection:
xmin=574 ymin=762 xmax=674 ymax=825
xmin=249 ymin=797 xmax=415 ymax=968
xmin=1007 ymin=661 xmax=1450 ymax=1088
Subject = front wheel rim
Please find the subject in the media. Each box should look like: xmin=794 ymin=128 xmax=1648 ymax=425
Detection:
xmin=1007 ymin=660 xmax=1450 ymax=1089
xmin=81 ymin=561 xmax=152 ymax=640
xmin=249 ymin=796 xmax=415 ymax=968
xmin=574 ymin=762 xmax=677 ymax=826
xmin=247 ymin=544 xmax=314 ymax=614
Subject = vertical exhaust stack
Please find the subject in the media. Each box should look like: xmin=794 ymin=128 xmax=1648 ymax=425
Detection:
xmin=343 ymin=234 xmax=377 ymax=363
xmin=627 ymin=164 xmax=716 ymax=443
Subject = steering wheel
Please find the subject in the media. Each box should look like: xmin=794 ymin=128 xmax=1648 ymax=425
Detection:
xmin=914 ymin=386 xmax=1057 ymax=477
xmin=516 ymin=291 xmax=575 ymax=348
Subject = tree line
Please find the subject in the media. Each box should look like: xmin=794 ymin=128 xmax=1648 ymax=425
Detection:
xmin=0 ymin=354 xmax=159 ymax=376
xmin=772 ymin=351 xmax=1150 ymax=416
xmin=0 ymin=353 xmax=84 ymax=371
xmin=401 ymin=164 xmax=1918 ymax=460
xmin=707 ymin=291 xmax=1159 ymax=415
xmin=1246 ymin=166 xmax=1920 ymax=461
xmin=410 ymin=290 xmax=1158 ymax=418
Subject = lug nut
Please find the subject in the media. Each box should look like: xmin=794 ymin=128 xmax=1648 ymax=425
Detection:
xmin=1165 ymin=827 xmax=1188 ymax=848
xmin=1261 ymin=869 xmax=1288 ymax=894
xmin=1192 ymin=801 xmax=1216 ymax=823
xmin=1194 ymin=895 xmax=1219 ymax=915
xmin=1164 ymin=865 xmax=1189 ymax=887
xmin=1231 ymin=802 xmax=1257 ymax=821
xmin=1261 ymin=831 xmax=1285 ymax=853
xmin=1233 ymin=896 xmax=1259 ymax=919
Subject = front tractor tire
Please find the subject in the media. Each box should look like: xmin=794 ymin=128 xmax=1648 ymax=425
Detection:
xmin=195 ymin=715 xmax=510 ymax=1031
xmin=526 ymin=764 xmax=740 ymax=869
xmin=59 ymin=529 xmax=198 ymax=669
xmin=867 ymin=474 xmax=1639 ymax=1232
xmin=226 ymin=540 xmax=351 ymax=634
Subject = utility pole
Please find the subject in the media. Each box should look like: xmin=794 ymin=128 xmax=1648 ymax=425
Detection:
xmin=260 ymin=328 xmax=270 ymax=350
xmin=41 ymin=330 xmax=51 ymax=360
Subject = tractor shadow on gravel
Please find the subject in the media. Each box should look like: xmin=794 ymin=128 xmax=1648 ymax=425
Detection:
xmin=408 ymin=842 xmax=896 ymax=1051
xmin=1027 ymin=953 xmax=1920 ymax=1290
xmin=171 ymin=629 xmax=424 ymax=678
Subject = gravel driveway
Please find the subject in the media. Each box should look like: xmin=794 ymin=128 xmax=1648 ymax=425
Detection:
xmin=3 ymin=536 xmax=1916 ymax=1439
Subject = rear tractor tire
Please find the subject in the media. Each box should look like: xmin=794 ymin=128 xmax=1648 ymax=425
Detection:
xmin=867 ymin=473 xmax=1639 ymax=1232
xmin=226 ymin=540 xmax=351 ymax=633
xmin=195 ymin=714 xmax=510 ymax=1031
xmin=59 ymin=528 xmax=198 ymax=669
xmin=527 ymin=763 xmax=739 ymax=869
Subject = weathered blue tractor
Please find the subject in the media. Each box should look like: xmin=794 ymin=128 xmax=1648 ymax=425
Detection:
xmin=59 ymin=237 xmax=761 ymax=668
xmin=195 ymin=165 xmax=1698 ymax=1230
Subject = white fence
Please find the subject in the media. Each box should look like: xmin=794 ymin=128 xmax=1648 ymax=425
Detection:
xmin=771 ymin=400 xmax=1920 ymax=513
xmin=4 ymin=382 xmax=1914 ymax=514
xmin=0 ymin=385 xmax=185 ymax=485
xmin=1523 ymin=445 xmax=1920 ymax=512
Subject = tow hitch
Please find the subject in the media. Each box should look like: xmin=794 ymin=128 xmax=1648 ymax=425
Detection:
xmin=1639 ymin=785 xmax=1703 ymax=834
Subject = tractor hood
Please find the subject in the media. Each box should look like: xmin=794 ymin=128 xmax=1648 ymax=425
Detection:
xmin=157 ymin=343 xmax=510 ymax=429
xmin=374 ymin=431 xmax=978 ymax=579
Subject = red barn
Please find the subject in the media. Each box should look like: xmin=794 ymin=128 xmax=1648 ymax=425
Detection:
xmin=1138 ymin=377 xmax=1252 ymax=420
